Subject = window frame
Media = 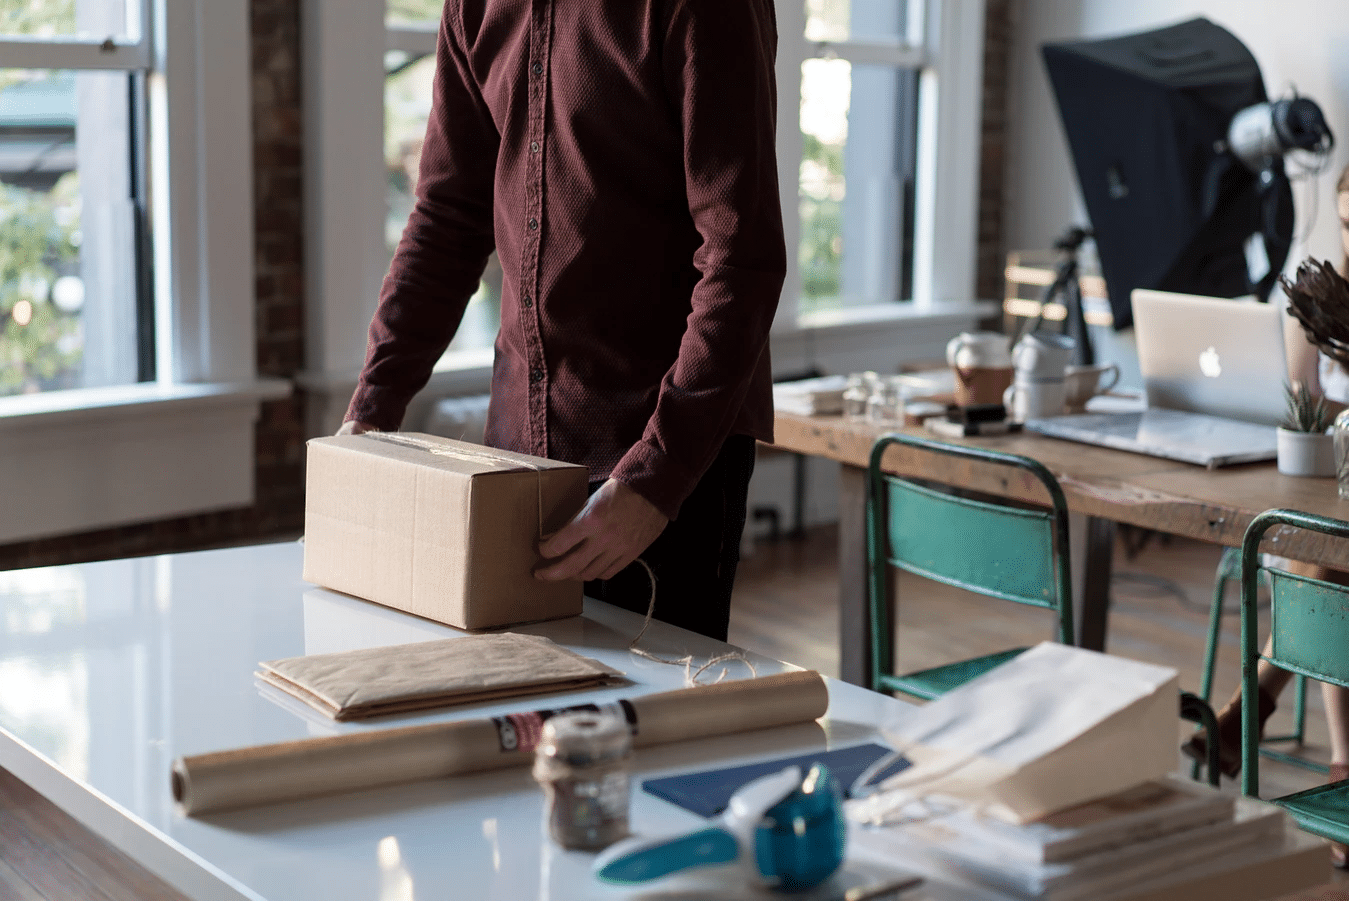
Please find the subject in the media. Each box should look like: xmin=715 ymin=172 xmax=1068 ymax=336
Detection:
xmin=777 ymin=0 xmax=986 ymax=325
xmin=0 ymin=0 xmax=287 ymax=544
xmin=300 ymin=0 xmax=991 ymax=437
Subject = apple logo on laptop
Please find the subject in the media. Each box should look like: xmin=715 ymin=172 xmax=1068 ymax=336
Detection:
xmin=1199 ymin=346 xmax=1222 ymax=378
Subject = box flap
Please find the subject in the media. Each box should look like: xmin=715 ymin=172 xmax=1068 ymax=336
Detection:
xmin=307 ymin=433 xmax=587 ymax=479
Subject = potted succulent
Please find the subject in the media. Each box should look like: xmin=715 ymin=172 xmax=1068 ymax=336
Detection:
xmin=1277 ymin=382 xmax=1336 ymax=477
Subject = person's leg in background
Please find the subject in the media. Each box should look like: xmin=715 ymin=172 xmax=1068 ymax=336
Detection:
xmin=585 ymin=435 xmax=757 ymax=642
xmin=1325 ymin=681 xmax=1349 ymax=867
xmin=1183 ymin=559 xmax=1349 ymax=866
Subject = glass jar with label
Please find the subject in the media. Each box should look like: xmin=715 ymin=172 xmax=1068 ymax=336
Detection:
xmin=532 ymin=710 xmax=632 ymax=850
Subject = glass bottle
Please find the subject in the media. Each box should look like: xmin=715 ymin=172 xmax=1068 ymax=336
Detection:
xmin=1334 ymin=408 xmax=1349 ymax=499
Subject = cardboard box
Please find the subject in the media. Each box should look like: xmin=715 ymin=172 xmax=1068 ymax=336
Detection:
xmin=303 ymin=433 xmax=589 ymax=630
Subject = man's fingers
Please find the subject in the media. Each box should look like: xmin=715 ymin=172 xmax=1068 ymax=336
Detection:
xmin=538 ymin=521 xmax=588 ymax=560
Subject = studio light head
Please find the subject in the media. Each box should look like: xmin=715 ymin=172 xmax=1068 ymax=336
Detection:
xmin=1227 ymin=97 xmax=1335 ymax=174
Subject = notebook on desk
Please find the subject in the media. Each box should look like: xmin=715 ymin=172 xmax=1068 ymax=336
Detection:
xmin=1026 ymin=290 xmax=1287 ymax=468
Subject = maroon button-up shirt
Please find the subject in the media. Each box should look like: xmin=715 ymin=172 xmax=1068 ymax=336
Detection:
xmin=346 ymin=0 xmax=786 ymax=520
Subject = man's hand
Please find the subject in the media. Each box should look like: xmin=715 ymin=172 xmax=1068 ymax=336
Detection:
xmin=337 ymin=420 xmax=379 ymax=436
xmin=536 ymin=479 xmax=668 ymax=582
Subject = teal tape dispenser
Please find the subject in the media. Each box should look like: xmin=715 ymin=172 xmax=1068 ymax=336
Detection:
xmin=593 ymin=763 xmax=847 ymax=892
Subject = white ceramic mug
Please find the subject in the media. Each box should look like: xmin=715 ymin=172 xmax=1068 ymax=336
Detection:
xmin=1012 ymin=331 xmax=1076 ymax=380
xmin=1003 ymin=378 xmax=1066 ymax=422
xmin=1062 ymin=362 xmax=1121 ymax=413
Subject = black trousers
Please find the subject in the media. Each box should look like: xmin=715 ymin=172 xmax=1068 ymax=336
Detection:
xmin=584 ymin=435 xmax=757 ymax=642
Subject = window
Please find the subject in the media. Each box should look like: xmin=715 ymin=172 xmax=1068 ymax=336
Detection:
xmin=779 ymin=0 xmax=986 ymax=323
xmin=0 ymin=0 xmax=280 ymax=543
xmin=384 ymin=2 xmax=499 ymax=357
xmin=0 ymin=1 xmax=150 ymax=396
xmin=797 ymin=0 xmax=921 ymax=312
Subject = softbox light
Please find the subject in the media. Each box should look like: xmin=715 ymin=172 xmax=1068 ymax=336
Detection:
xmin=1043 ymin=17 xmax=1293 ymax=330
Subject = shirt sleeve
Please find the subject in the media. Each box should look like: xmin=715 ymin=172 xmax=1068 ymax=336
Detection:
xmin=608 ymin=0 xmax=786 ymax=519
xmin=344 ymin=4 xmax=499 ymax=431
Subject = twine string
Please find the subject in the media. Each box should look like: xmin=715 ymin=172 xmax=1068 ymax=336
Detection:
xmin=627 ymin=558 xmax=756 ymax=686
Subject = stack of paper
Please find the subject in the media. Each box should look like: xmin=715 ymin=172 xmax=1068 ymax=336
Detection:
xmin=772 ymin=375 xmax=849 ymax=416
xmin=853 ymin=775 xmax=1297 ymax=901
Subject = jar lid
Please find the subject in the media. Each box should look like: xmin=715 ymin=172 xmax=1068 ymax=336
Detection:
xmin=537 ymin=710 xmax=632 ymax=767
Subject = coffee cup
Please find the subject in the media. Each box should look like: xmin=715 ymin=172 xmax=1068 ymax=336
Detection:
xmin=946 ymin=331 xmax=1013 ymax=407
xmin=1003 ymin=378 xmax=1067 ymax=422
xmin=1063 ymin=363 xmax=1121 ymax=413
xmin=1012 ymin=331 xmax=1076 ymax=380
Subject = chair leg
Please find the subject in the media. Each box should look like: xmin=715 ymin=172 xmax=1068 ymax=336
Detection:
xmin=1180 ymin=691 xmax=1221 ymax=787
xmin=1200 ymin=548 xmax=1239 ymax=705
xmin=1193 ymin=548 xmax=1237 ymax=781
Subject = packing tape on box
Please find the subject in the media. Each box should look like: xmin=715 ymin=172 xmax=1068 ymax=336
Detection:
xmin=171 ymin=669 xmax=829 ymax=816
xmin=365 ymin=432 xmax=551 ymax=538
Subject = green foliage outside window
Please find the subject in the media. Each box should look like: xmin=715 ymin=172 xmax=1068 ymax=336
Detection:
xmin=0 ymin=174 xmax=82 ymax=395
xmin=799 ymin=130 xmax=845 ymax=311
xmin=0 ymin=0 xmax=76 ymax=37
xmin=386 ymin=0 xmax=443 ymax=25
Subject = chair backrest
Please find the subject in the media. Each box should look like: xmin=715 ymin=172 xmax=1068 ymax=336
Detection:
xmin=865 ymin=432 xmax=1075 ymax=686
xmin=1241 ymin=509 xmax=1349 ymax=796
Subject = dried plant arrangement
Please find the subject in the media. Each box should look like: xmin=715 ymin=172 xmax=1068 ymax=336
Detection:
xmin=1280 ymin=258 xmax=1349 ymax=368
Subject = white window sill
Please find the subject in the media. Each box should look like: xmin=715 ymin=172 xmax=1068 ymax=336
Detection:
xmin=300 ymin=301 xmax=998 ymax=434
xmin=790 ymin=298 xmax=998 ymax=334
xmin=0 ymin=380 xmax=291 ymax=544
xmin=0 ymin=380 xmax=291 ymax=430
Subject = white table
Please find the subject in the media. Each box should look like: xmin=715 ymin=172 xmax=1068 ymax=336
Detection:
xmin=0 ymin=542 xmax=1325 ymax=901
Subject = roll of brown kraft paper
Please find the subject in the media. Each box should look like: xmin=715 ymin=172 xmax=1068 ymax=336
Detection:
xmin=172 ymin=669 xmax=830 ymax=816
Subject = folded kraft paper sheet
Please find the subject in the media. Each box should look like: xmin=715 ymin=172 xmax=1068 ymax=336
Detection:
xmin=257 ymin=633 xmax=623 ymax=720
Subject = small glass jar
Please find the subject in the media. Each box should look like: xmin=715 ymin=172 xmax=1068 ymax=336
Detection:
xmin=532 ymin=711 xmax=632 ymax=850
xmin=866 ymin=375 xmax=907 ymax=425
xmin=843 ymin=372 xmax=876 ymax=420
xmin=1334 ymin=408 xmax=1349 ymax=499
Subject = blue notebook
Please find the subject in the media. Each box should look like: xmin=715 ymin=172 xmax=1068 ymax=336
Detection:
xmin=642 ymin=743 xmax=909 ymax=818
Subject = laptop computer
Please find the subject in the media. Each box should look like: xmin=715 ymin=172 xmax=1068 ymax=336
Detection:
xmin=1025 ymin=289 xmax=1287 ymax=468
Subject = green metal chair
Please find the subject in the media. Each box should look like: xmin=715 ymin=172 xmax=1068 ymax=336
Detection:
xmin=864 ymin=432 xmax=1075 ymax=700
xmin=1240 ymin=509 xmax=1349 ymax=846
xmin=1196 ymin=547 xmax=1319 ymax=776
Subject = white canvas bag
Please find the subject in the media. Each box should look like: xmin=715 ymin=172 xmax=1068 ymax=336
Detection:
xmin=850 ymin=643 xmax=1179 ymax=825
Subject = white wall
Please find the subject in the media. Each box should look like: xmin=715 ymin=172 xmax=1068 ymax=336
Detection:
xmin=1005 ymin=0 xmax=1349 ymax=269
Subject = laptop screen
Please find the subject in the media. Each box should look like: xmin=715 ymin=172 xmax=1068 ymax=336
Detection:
xmin=1130 ymin=289 xmax=1287 ymax=427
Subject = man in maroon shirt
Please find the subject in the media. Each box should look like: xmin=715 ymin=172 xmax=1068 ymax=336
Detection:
xmin=341 ymin=0 xmax=785 ymax=640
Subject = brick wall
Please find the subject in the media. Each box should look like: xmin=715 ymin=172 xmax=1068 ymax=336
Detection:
xmin=0 ymin=0 xmax=307 ymax=570
xmin=976 ymin=0 xmax=1011 ymax=304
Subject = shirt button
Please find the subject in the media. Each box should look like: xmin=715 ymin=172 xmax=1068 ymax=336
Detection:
xmin=529 ymin=368 xmax=544 ymax=383
xmin=529 ymin=141 xmax=540 ymax=153
xmin=528 ymin=218 xmax=538 ymax=230
xmin=522 ymin=294 xmax=533 ymax=309
xmin=531 ymin=61 xmax=543 ymax=76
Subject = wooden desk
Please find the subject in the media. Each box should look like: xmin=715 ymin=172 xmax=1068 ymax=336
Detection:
xmin=769 ymin=412 xmax=1349 ymax=685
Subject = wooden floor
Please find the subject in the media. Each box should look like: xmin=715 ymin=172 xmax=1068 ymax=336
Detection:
xmin=2 ymin=524 xmax=1345 ymax=896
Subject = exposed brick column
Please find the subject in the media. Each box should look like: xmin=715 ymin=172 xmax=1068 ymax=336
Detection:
xmin=0 ymin=0 xmax=306 ymax=570
xmin=976 ymin=0 xmax=1012 ymax=304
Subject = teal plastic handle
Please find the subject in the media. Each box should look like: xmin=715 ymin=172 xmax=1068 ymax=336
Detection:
xmin=594 ymin=826 xmax=739 ymax=885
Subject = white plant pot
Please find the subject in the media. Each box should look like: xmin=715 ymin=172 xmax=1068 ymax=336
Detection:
xmin=1276 ymin=428 xmax=1336 ymax=477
